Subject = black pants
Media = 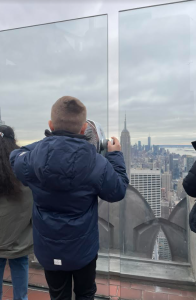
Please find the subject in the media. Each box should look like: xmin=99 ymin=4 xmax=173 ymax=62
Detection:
xmin=44 ymin=256 xmax=97 ymax=300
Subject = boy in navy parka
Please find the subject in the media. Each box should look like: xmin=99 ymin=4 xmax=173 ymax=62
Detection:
xmin=10 ymin=96 xmax=129 ymax=300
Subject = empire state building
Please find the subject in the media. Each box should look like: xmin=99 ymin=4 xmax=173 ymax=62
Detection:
xmin=120 ymin=115 xmax=131 ymax=179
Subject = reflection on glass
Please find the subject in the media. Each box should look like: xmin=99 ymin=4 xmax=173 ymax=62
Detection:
xmin=0 ymin=16 xmax=107 ymax=145
xmin=119 ymin=1 xmax=196 ymax=264
xmin=0 ymin=15 xmax=109 ymax=295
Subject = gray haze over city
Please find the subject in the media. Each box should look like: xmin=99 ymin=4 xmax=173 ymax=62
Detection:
xmin=0 ymin=0 xmax=196 ymax=146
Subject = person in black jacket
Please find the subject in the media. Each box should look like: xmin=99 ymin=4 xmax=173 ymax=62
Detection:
xmin=10 ymin=96 xmax=129 ymax=300
xmin=183 ymin=141 xmax=196 ymax=197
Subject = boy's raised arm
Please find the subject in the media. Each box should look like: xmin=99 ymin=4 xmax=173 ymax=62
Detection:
xmin=10 ymin=142 xmax=38 ymax=186
xmin=98 ymin=137 xmax=129 ymax=202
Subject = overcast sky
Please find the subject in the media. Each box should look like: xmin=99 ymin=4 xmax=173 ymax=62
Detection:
xmin=0 ymin=14 xmax=107 ymax=145
xmin=119 ymin=3 xmax=196 ymax=145
xmin=0 ymin=0 xmax=196 ymax=146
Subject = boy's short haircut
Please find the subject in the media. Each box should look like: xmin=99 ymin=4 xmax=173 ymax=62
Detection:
xmin=51 ymin=96 xmax=87 ymax=134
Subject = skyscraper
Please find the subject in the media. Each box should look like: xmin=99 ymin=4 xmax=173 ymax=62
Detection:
xmin=161 ymin=172 xmax=171 ymax=201
xmin=148 ymin=135 xmax=151 ymax=151
xmin=120 ymin=115 xmax=131 ymax=179
xmin=130 ymin=169 xmax=161 ymax=217
xmin=0 ymin=108 xmax=5 ymax=126
xmin=186 ymin=156 xmax=195 ymax=172
xmin=169 ymin=154 xmax=173 ymax=172
xmin=161 ymin=200 xmax=170 ymax=219
xmin=172 ymin=158 xmax=180 ymax=179
xmin=153 ymin=145 xmax=159 ymax=155
xmin=177 ymin=178 xmax=186 ymax=200
xmin=138 ymin=141 xmax=142 ymax=151
xmin=158 ymin=230 xmax=172 ymax=261
xmin=130 ymin=169 xmax=161 ymax=260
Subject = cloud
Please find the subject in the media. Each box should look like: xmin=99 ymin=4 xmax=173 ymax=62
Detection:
xmin=119 ymin=2 xmax=196 ymax=145
xmin=0 ymin=14 xmax=108 ymax=144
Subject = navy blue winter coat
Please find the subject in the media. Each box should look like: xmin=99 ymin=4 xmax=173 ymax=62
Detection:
xmin=10 ymin=131 xmax=129 ymax=271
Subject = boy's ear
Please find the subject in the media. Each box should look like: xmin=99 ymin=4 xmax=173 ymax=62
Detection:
xmin=48 ymin=120 xmax=55 ymax=131
xmin=80 ymin=122 xmax=87 ymax=135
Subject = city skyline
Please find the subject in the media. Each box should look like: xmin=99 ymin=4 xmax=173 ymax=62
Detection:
xmin=119 ymin=110 xmax=193 ymax=261
xmin=120 ymin=112 xmax=196 ymax=146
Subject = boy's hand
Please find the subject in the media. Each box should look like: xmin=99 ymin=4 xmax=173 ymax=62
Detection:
xmin=108 ymin=137 xmax=121 ymax=152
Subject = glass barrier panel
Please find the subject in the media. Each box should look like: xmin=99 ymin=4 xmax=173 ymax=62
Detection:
xmin=0 ymin=15 xmax=109 ymax=298
xmin=119 ymin=0 xmax=196 ymax=289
